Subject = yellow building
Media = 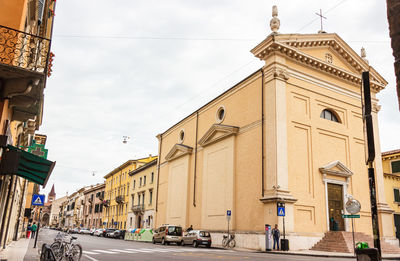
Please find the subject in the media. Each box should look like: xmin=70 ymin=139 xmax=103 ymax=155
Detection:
xmin=103 ymin=156 xmax=157 ymax=229
xmin=382 ymin=149 xmax=400 ymax=242
xmin=155 ymin=7 xmax=397 ymax=251
xmin=127 ymin=158 xmax=158 ymax=229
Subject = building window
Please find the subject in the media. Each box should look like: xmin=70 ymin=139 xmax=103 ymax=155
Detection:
xmin=320 ymin=109 xmax=340 ymax=123
xmin=144 ymin=176 xmax=146 ymax=185
xmin=138 ymin=194 xmax=141 ymax=206
xmin=140 ymin=177 xmax=142 ymax=187
xmin=151 ymin=172 xmax=154 ymax=183
xmin=216 ymin=106 xmax=226 ymax=123
xmin=130 ymin=217 xmax=132 ymax=227
xmin=133 ymin=180 xmax=136 ymax=189
xmin=391 ymin=160 xmax=400 ymax=173
xmin=394 ymin=188 xmax=400 ymax=203
xmin=149 ymin=190 xmax=153 ymax=205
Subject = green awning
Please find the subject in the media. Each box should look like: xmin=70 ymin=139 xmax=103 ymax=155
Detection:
xmin=0 ymin=145 xmax=55 ymax=187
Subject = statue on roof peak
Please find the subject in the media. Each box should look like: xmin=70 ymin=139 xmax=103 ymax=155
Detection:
xmin=270 ymin=5 xmax=280 ymax=34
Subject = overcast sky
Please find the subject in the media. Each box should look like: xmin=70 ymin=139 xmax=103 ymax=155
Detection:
xmin=39 ymin=0 xmax=400 ymax=198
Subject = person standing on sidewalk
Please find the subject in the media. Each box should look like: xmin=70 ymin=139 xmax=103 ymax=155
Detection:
xmin=31 ymin=222 xmax=37 ymax=238
xmin=272 ymin=224 xmax=280 ymax=250
xmin=26 ymin=224 xmax=32 ymax=238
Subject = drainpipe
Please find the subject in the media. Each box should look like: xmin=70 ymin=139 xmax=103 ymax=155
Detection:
xmin=193 ymin=111 xmax=199 ymax=207
xmin=261 ymin=69 xmax=265 ymax=197
xmin=155 ymin=134 xmax=162 ymax=212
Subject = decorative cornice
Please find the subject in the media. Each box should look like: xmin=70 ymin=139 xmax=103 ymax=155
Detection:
xmin=198 ymin=124 xmax=239 ymax=147
xmin=251 ymin=35 xmax=386 ymax=92
xmin=164 ymin=143 xmax=193 ymax=162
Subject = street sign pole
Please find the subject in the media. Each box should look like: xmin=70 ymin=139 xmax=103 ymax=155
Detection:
xmin=351 ymin=218 xmax=355 ymax=256
xmin=226 ymin=210 xmax=231 ymax=236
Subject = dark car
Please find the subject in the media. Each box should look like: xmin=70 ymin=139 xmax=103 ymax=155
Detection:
xmin=113 ymin=230 xmax=126 ymax=239
xmin=104 ymin=228 xmax=117 ymax=238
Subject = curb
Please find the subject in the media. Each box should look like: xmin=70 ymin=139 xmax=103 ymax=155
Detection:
xmin=255 ymin=250 xmax=400 ymax=260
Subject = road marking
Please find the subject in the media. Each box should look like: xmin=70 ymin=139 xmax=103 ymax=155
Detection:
xmin=91 ymin=249 xmax=117 ymax=254
xmin=82 ymin=251 xmax=100 ymax=255
xmin=108 ymin=249 xmax=135 ymax=253
xmin=83 ymin=254 xmax=99 ymax=261
xmin=124 ymin=248 xmax=153 ymax=253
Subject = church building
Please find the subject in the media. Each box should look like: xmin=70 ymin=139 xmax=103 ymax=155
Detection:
xmin=154 ymin=7 xmax=397 ymax=250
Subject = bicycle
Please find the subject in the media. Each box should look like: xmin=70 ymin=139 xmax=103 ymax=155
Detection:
xmin=50 ymin=232 xmax=82 ymax=261
xmin=222 ymin=233 xmax=235 ymax=248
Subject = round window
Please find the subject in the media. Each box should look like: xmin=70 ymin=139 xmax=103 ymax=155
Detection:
xmin=178 ymin=129 xmax=185 ymax=143
xmin=216 ymin=106 xmax=226 ymax=123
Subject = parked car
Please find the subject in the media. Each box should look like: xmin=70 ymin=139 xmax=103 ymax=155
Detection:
xmin=105 ymin=228 xmax=117 ymax=238
xmin=80 ymin=228 xmax=91 ymax=234
xmin=89 ymin=228 xmax=97 ymax=235
xmin=153 ymin=225 xmax=183 ymax=245
xmin=113 ymin=230 xmax=126 ymax=239
xmin=182 ymin=230 xmax=211 ymax=248
xmin=69 ymin=227 xmax=80 ymax=234
xmin=93 ymin=229 xmax=105 ymax=237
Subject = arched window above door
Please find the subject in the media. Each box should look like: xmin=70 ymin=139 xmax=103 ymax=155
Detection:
xmin=320 ymin=109 xmax=340 ymax=123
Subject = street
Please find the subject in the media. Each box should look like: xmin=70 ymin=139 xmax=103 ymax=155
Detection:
xmin=36 ymin=229 xmax=355 ymax=261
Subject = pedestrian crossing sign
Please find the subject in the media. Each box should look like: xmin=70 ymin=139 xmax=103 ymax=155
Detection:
xmin=277 ymin=202 xmax=285 ymax=217
xmin=32 ymin=194 xmax=45 ymax=206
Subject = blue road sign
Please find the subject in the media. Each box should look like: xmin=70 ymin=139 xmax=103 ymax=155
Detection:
xmin=277 ymin=207 xmax=285 ymax=217
xmin=227 ymin=210 xmax=231 ymax=216
xmin=32 ymin=194 xmax=45 ymax=206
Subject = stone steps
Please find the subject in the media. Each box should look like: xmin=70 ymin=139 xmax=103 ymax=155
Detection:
xmin=310 ymin=231 xmax=400 ymax=254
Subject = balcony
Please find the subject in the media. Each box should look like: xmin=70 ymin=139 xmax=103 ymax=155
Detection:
xmin=0 ymin=25 xmax=51 ymax=124
xmin=103 ymin=200 xmax=110 ymax=207
xmin=116 ymin=195 xmax=125 ymax=204
xmin=88 ymin=197 xmax=93 ymax=203
xmin=131 ymin=204 xmax=144 ymax=213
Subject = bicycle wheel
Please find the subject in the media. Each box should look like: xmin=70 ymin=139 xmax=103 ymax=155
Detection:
xmin=50 ymin=242 xmax=64 ymax=261
xmin=222 ymin=238 xmax=228 ymax=248
xmin=68 ymin=244 xmax=82 ymax=261
xmin=228 ymin=238 xmax=235 ymax=248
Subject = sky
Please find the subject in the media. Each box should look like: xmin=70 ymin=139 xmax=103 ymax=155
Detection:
xmin=39 ymin=0 xmax=400 ymax=198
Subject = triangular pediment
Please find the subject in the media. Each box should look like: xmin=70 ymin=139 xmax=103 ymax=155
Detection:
xmin=251 ymin=33 xmax=387 ymax=92
xmin=319 ymin=160 xmax=353 ymax=178
xmin=198 ymin=124 xmax=239 ymax=147
xmin=165 ymin=144 xmax=193 ymax=162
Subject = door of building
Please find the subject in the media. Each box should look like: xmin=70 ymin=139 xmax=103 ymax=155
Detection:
xmin=394 ymin=214 xmax=400 ymax=240
xmin=328 ymin=183 xmax=344 ymax=231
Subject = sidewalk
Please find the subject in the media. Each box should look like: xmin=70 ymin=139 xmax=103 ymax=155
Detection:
xmin=258 ymin=249 xmax=400 ymax=260
xmin=0 ymin=237 xmax=32 ymax=261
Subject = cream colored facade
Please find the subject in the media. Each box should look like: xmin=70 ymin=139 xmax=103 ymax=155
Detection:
xmin=382 ymin=149 xmax=400 ymax=241
xmin=155 ymin=20 xmax=395 ymax=250
xmin=127 ymin=158 xmax=157 ymax=229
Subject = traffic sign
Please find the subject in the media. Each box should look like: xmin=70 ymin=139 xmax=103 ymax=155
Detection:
xmin=342 ymin=214 xmax=360 ymax=218
xmin=32 ymin=194 xmax=45 ymax=206
xmin=227 ymin=210 xmax=231 ymax=216
xmin=277 ymin=202 xmax=285 ymax=217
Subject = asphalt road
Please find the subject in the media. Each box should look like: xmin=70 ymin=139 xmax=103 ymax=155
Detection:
xmin=37 ymin=229 xmax=355 ymax=261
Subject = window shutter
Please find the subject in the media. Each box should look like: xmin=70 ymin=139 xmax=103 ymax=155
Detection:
xmin=38 ymin=0 xmax=45 ymax=24
xmin=391 ymin=160 xmax=400 ymax=173
xmin=394 ymin=189 xmax=400 ymax=202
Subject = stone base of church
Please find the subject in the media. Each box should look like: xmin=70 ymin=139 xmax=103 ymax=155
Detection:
xmin=382 ymin=237 xmax=400 ymax=247
xmin=210 ymin=231 xmax=324 ymax=251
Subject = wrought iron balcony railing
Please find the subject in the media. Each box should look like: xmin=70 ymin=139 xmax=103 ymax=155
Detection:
xmin=0 ymin=25 xmax=51 ymax=73
xmin=103 ymin=200 xmax=110 ymax=207
xmin=131 ymin=204 xmax=144 ymax=213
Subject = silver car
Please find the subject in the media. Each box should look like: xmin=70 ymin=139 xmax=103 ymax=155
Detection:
xmin=181 ymin=230 xmax=212 ymax=248
xmin=152 ymin=225 xmax=183 ymax=245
